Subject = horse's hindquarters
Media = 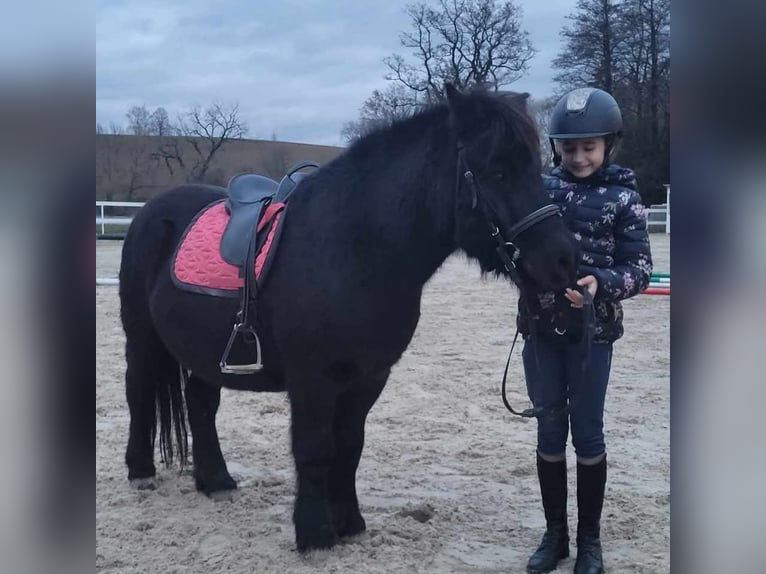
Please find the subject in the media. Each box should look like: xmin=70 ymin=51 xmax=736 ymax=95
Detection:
xmin=120 ymin=185 xmax=284 ymax=393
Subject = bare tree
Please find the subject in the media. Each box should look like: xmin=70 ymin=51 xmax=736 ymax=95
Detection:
xmin=341 ymin=84 xmax=422 ymax=143
xmin=616 ymin=0 xmax=669 ymax=204
xmin=342 ymin=0 xmax=535 ymax=141
xmin=618 ymin=0 xmax=669 ymax=151
xmin=126 ymin=105 xmax=154 ymax=136
xmin=384 ymin=0 xmax=536 ymax=101
xmin=529 ymin=97 xmax=558 ymax=170
xmin=97 ymin=130 xmax=157 ymax=200
xmin=553 ymin=0 xmax=622 ymax=93
xmin=96 ymin=122 xmax=124 ymax=135
xmin=155 ymin=103 xmax=248 ymax=182
xmin=125 ymin=105 xmax=176 ymax=136
xmin=149 ymin=107 xmax=173 ymax=136
xmin=153 ymin=139 xmax=186 ymax=177
xmin=124 ymin=140 xmax=157 ymax=200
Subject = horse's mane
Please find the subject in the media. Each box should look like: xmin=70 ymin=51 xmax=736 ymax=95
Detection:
xmin=473 ymin=89 xmax=540 ymax=170
xmin=344 ymin=87 xmax=540 ymax=165
xmin=343 ymin=104 xmax=447 ymax=158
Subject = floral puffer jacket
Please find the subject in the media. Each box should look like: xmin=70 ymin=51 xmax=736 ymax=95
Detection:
xmin=517 ymin=164 xmax=653 ymax=343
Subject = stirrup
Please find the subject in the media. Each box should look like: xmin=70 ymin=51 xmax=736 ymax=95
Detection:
xmin=219 ymin=321 xmax=263 ymax=374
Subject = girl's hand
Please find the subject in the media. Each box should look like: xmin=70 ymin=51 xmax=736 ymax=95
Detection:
xmin=565 ymin=275 xmax=598 ymax=308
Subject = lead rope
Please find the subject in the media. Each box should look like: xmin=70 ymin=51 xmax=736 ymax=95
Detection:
xmin=500 ymin=287 xmax=594 ymax=420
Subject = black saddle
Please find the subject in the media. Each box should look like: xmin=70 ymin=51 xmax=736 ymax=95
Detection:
xmin=218 ymin=161 xmax=319 ymax=375
xmin=220 ymin=161 xmax=318 ymax=267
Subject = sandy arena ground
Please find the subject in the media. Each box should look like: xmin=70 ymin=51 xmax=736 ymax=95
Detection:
xmin=97 ymin=234 xmax=670 ymax=573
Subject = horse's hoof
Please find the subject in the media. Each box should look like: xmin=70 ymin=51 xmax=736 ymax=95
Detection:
xmin=339 ymin=516 xmax=366 ymax=538
xmin=194 ymin=470 xmax=238 ymax=496
xmin=129 ymin=477 xmax=158 ymax=490
xmin=296 ymin=526 xmax=339 ymax=553
xmin=334 ymin=509 xmax=366 ymax=538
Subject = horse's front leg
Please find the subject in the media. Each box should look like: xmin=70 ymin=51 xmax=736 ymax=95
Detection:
xmin=288 ymin=376 xmax=340 ymax=552
xmin=328 ymin=371 xmax=388 ymax=538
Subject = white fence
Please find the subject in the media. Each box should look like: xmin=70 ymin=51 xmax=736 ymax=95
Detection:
xmin=647 ymin=205 xmax=670 ymax=234
xmin=97 ymin=187 xmax=671 ymax=236
xmin=96 ymin=201 xmax=144 ymax=235
xmin=647 ymin=184 xmax=671 ymax=234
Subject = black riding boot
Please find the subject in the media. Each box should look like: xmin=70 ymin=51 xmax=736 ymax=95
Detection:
xmin=574 ymin=456 xmax=607 ymax=574
xmin=527 ymin=454 xmax=569 ymax=573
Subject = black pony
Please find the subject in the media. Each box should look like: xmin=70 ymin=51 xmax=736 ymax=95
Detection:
xmin=118 ymin=84 xmax=577 ymax=552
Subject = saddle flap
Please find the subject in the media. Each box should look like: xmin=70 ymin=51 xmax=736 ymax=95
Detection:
xmin=220 ymin=201 xmax=267 ymax=267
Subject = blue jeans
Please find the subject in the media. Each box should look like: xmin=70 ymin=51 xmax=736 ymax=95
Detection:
xmin=522 ymin=334 xmax=613 ymax=459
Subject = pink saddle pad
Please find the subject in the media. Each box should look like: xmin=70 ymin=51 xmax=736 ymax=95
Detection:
xmin=172 ymin=200 xmax=285 ymax=297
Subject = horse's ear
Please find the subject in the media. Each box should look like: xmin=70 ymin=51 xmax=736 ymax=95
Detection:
xmin=514 ymin=92 xmax=531 ymax=109
xmin=501 ymin=91 xmax=530 ymax=112
xmin=445 ymin=82 xmax=473 ymax=136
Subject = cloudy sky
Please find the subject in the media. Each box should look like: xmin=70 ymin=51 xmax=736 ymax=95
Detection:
xmin=96 ymin=0 xmax=576 ymax=147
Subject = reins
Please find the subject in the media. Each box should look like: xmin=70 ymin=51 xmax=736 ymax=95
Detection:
xmin=499 ymin=288 xmax=595 ymax=420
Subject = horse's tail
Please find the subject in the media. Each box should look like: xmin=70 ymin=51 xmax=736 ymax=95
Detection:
xmin=121 ymin=270 xmax=189 ymax=470
xmin=119 ymin=192 xmax=189 ymax=472
xmin=156 ymin=362 xmax=189 ymax=467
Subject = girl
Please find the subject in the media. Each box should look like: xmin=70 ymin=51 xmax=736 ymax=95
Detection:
xmin=519 ymin=88 xmax=653 ymax=574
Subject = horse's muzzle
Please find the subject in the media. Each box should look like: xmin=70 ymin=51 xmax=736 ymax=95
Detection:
xmin=521 ymin=237 xmax=577 ymax=292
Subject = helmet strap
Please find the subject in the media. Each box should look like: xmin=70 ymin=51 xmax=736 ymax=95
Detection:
xmin=549 ymin=138 xmax=561 ymax=166
xmin=605 ymin=133 xmax=623 ymax=164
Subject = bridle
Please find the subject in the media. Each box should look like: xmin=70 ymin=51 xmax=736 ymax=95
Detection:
xmin=456 ymin=144 xmax=560 ymax=288
xmin=456 ymin=144 xmax=592 ymax=421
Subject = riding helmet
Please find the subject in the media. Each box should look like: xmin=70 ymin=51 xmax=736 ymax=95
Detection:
xmin=548 ymin=87 xmax=623 ymax=163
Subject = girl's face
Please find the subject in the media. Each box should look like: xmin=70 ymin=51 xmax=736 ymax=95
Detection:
xmin=556 ymin=137 xmax=606 ymax=179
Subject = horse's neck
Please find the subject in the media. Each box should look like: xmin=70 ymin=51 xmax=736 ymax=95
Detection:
xmin=347 ymin=124 xmax=458 ymax=286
